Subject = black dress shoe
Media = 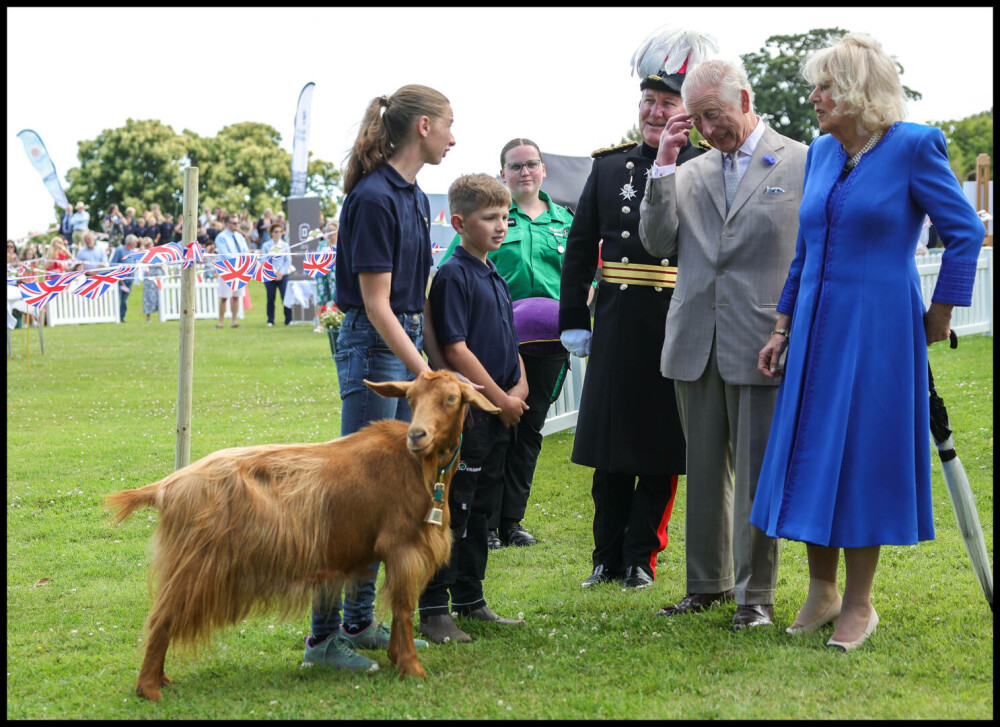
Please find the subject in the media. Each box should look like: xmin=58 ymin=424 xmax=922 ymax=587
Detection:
xmin=458 ymin=605 xmax=524 ymax=625
xmin=731 ymin=604 xmax=774 ymax=630
xmin=487 ymin=529 xmax=502 ymax=550
xmin=581 ymin=564 xmax=622 ymax=588
xmin=655 ymin=589 xmax=735 ymax=616
xmin=621 ymin=565 xmax=654 ymax=589
xmin=502 ymin=523 xmax=537 ymax=547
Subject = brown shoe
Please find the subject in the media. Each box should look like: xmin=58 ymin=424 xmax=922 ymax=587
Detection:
xmin=732 ymin=604 xmax=774 ymax=630
xmin=418 ymin=614 xmax=472 ymax=644
xmin=655 ymin=590 xmax=735 ymax=616
xmin=458 ymin=605 xmax=524 ymax=625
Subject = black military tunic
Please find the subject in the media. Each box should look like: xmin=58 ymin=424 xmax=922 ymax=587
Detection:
xmin=559 ymin=139 xmax=704 ymax=476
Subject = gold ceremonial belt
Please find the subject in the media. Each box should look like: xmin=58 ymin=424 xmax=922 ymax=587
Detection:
xmin=601 ymin=261 xmax=677 ymax=288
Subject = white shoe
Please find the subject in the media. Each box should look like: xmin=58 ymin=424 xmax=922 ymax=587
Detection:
xmin=267 ymin=322 xmax=274 ymax=327
xmin=826 ymin=608 xmax=878 ymax=652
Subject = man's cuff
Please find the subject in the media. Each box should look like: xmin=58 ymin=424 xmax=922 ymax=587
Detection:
xmin=649 ymin=162 xmax=676 ymax=179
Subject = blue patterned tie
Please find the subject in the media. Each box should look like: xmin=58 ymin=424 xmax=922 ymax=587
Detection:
xmin=725 ymin=152 xmax=740 ymax=213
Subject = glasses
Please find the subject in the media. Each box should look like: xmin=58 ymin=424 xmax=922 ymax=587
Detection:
xmin=505 ymin=159 xmax=542 ymax=173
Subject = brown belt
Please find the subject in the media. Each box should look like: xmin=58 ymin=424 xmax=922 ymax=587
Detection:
xmin=601 ymin=260 xmax=677 ymax=288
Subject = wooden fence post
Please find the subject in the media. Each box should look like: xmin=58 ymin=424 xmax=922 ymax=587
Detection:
xmin=975 ymin=154 xmax=992 ymax=247
xmin=175 ymin=167 xmax=198 ymax=470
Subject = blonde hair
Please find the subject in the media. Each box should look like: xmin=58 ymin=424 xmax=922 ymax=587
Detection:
xmin=801 ymin=32 xmax=906 ymax=135
xmin=448 ymin=174 xmax=511 ymax=218
xmin=342 ymin=84 xmax=450 ymax=195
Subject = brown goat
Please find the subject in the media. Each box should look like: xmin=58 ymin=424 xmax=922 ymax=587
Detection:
xmin=106 ymin=370 xmax=499 ymax=701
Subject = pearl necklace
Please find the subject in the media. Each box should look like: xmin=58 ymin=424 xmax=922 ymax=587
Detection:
xmin=843 ymin=129 xmax=884 ymax=171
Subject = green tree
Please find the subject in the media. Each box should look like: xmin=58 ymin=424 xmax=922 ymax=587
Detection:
xmin=65 ymin=118 xmax=186 ymax=225
xmin=740 ymin=28 xmax=922 ymax=145
xmin=63 ymin=119 xmax=342 ymax=228
xmin=930 ymin=108 xmax=994 ymax=180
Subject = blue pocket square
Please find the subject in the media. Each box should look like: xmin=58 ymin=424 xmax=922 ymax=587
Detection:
xmin=764 ymin=187 xmax=786 ymax=195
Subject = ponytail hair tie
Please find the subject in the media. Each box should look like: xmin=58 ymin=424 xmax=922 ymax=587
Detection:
xmin=379 ymin=95 xmax=390 ymax=108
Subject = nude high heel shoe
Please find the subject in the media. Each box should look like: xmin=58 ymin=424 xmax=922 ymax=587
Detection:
xmin=826 ymin=607 xmax=879 ymax=652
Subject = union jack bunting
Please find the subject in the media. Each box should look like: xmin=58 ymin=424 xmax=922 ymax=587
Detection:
xmin=126 ymin=242 xmax=184 ymax=265
xmin=17 ymin=271 xmax=84 ymax=308
xmin=72 ymin=265 xmax=137 ymax=300
xmin=182 ymin=241 xmax=205 ymax=269
xmin=431 ymin=242 xmax=444 ymax=255
xmin=252 ymin=258 xmax=276 ymax=282
xmin=211 ymin=255 xmax=258 ymax=290
xmin=302 ymin=251 xmax=335 ymax=277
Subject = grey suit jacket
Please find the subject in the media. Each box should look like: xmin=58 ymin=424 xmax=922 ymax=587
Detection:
xmin=638 ymin=124 xmax=807 ymax=385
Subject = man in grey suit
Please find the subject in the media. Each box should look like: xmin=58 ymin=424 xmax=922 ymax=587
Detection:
xmin=638 ymin=59 xmax=807 ymax=630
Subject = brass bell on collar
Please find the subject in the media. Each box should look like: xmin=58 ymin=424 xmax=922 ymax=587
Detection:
xmin=425 ymin=506 xmax=444 ymax=526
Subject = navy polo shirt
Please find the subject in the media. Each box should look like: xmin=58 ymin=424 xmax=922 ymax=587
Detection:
xmin=335 ymin=163 xmax=432 ymax=313
xmin=429 ymin=246 xmax=521 ymax=391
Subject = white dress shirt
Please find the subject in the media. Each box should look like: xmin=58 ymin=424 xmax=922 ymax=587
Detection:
xmin=650 ymin=116 xmax=765 ymax=180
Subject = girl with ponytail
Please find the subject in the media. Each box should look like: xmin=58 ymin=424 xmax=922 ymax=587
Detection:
xmin=303 ymin=84 xmax=455 ymax=672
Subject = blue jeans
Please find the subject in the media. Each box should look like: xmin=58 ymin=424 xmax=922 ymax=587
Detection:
xmin=119 ymin=285 xmax=131 ymax=322
xmin=310 ymin=308 xmax=423 ymax=639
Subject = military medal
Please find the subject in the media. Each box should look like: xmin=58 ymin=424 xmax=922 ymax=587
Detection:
xmin=619 ymin=182 xmax=637 ymax=201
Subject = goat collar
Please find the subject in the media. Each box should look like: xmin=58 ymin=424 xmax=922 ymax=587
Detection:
xmin=437 ymin=433 xmax=463 ymax=479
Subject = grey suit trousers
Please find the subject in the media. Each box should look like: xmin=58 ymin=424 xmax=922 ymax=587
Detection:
xmin=673 ymin=334 xmax=779 ymax=606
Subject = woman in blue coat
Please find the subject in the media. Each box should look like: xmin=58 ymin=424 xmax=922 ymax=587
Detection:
xmin=751 ymin=33 xmax=983 ymax=652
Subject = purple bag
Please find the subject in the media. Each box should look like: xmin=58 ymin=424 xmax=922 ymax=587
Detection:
xmin=511 ymin=297 xmax=566 ymax=356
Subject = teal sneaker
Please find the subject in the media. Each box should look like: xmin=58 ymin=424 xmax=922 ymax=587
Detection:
xmin=341 ymin=621 xmax=429 ymax=650
xmin=302 ymin=634 xmax=379 ymax=672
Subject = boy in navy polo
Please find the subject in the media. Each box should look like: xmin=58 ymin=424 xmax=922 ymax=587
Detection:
xmin=417 ymin=174 xmax=529 ymax=644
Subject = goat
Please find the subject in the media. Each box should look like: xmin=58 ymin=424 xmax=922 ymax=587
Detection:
xmin=106 ymin=370 xmax=499 ymax=701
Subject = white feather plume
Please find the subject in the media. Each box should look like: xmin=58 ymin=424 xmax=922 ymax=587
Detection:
xmin=630 ymin=27 xmax=719 ymax=79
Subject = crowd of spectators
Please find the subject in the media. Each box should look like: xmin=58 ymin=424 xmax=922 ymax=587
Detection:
xmin=6 ymin=200 xmax=342 ymax=277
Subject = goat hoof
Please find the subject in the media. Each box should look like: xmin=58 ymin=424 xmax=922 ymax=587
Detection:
xmin=398 ymin=663 xmax=428 ymax=679
xmin=136 ymin=683 xmax=162 ymax=701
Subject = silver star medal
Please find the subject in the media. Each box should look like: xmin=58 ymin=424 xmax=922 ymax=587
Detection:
xmin=619 ymin=182 xmax=637 ymax=201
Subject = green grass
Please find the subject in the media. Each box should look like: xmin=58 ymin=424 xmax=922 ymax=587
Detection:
xmin=6 ymin=285 xmax=994 ymax=718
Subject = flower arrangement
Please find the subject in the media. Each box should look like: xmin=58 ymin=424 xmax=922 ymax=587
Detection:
xmin=318 ymin=304 xmax=345 ymax=330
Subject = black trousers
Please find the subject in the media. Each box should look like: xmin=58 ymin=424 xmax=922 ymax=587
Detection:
xmin=264 ymin=277 xmax=291 ymax=325
xmin=418 ymin=409 xmax=508 ymax=617
xmin=489 ymin=352 xmax=569 ymax=531
xmin=591 ymin=470 xmax=679 ymax=578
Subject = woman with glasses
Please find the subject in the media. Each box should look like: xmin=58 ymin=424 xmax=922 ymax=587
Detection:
xmin=303 ymin=83 xmax=455 ymax=674
xmin=439 ymin=138 xmax=574 ymax=550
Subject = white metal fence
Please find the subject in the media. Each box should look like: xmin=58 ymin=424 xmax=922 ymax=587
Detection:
xmin=46 ymin=279 xmax=120 ymax=326
xmin=157 ymin=277 xmax=244 ymax=322
xmin=917 ymin=246 xmax=993 ymax=337
xmin=541 ymin=246 xmax=994 ymax=436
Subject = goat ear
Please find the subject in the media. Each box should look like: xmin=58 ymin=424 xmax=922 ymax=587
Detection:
xmin=364 ymin=379 xmax=413 ymax=399
xmin=460 ymin=383 xmax=501 ymax=414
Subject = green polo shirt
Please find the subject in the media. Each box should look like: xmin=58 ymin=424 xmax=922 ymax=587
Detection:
xmin=441 ymin=189 xmax=573 ymax=301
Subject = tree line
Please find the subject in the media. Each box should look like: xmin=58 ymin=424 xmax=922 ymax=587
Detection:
xmin=60 ymin=119 xmax=342 ymax=231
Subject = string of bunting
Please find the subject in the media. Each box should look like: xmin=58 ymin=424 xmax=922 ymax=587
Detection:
xmin=7 ymin=231 xmax=339 ymax=308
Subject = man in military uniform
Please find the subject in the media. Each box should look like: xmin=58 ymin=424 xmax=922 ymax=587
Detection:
xmin=559 ymin=31 xmax=710 ymax=590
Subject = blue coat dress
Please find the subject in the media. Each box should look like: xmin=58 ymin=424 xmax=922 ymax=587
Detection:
xmin=750 ymin=122 xmax=983 ymax=548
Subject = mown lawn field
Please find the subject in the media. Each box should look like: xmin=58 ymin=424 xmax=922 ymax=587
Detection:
xmin=6 ymin=288 xmax=993 ymax=719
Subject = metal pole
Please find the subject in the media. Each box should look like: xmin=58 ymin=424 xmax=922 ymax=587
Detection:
xmin=175 ymin=167 xmax=199 ymax=470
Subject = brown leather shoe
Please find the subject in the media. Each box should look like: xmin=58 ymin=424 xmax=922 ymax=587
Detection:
xmin=418 ymin=614 xmax=472 ymax=644
xmin=731 ymin=604 xmax=774 ymax=630
xmin=458 ymin=605 xmax=524 ymax=625
xmin=655 ymin=590 xmax=735 ymax=616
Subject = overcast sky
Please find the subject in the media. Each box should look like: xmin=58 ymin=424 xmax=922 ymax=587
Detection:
xmin=6 ymin=6 xmax=994 ymax=240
